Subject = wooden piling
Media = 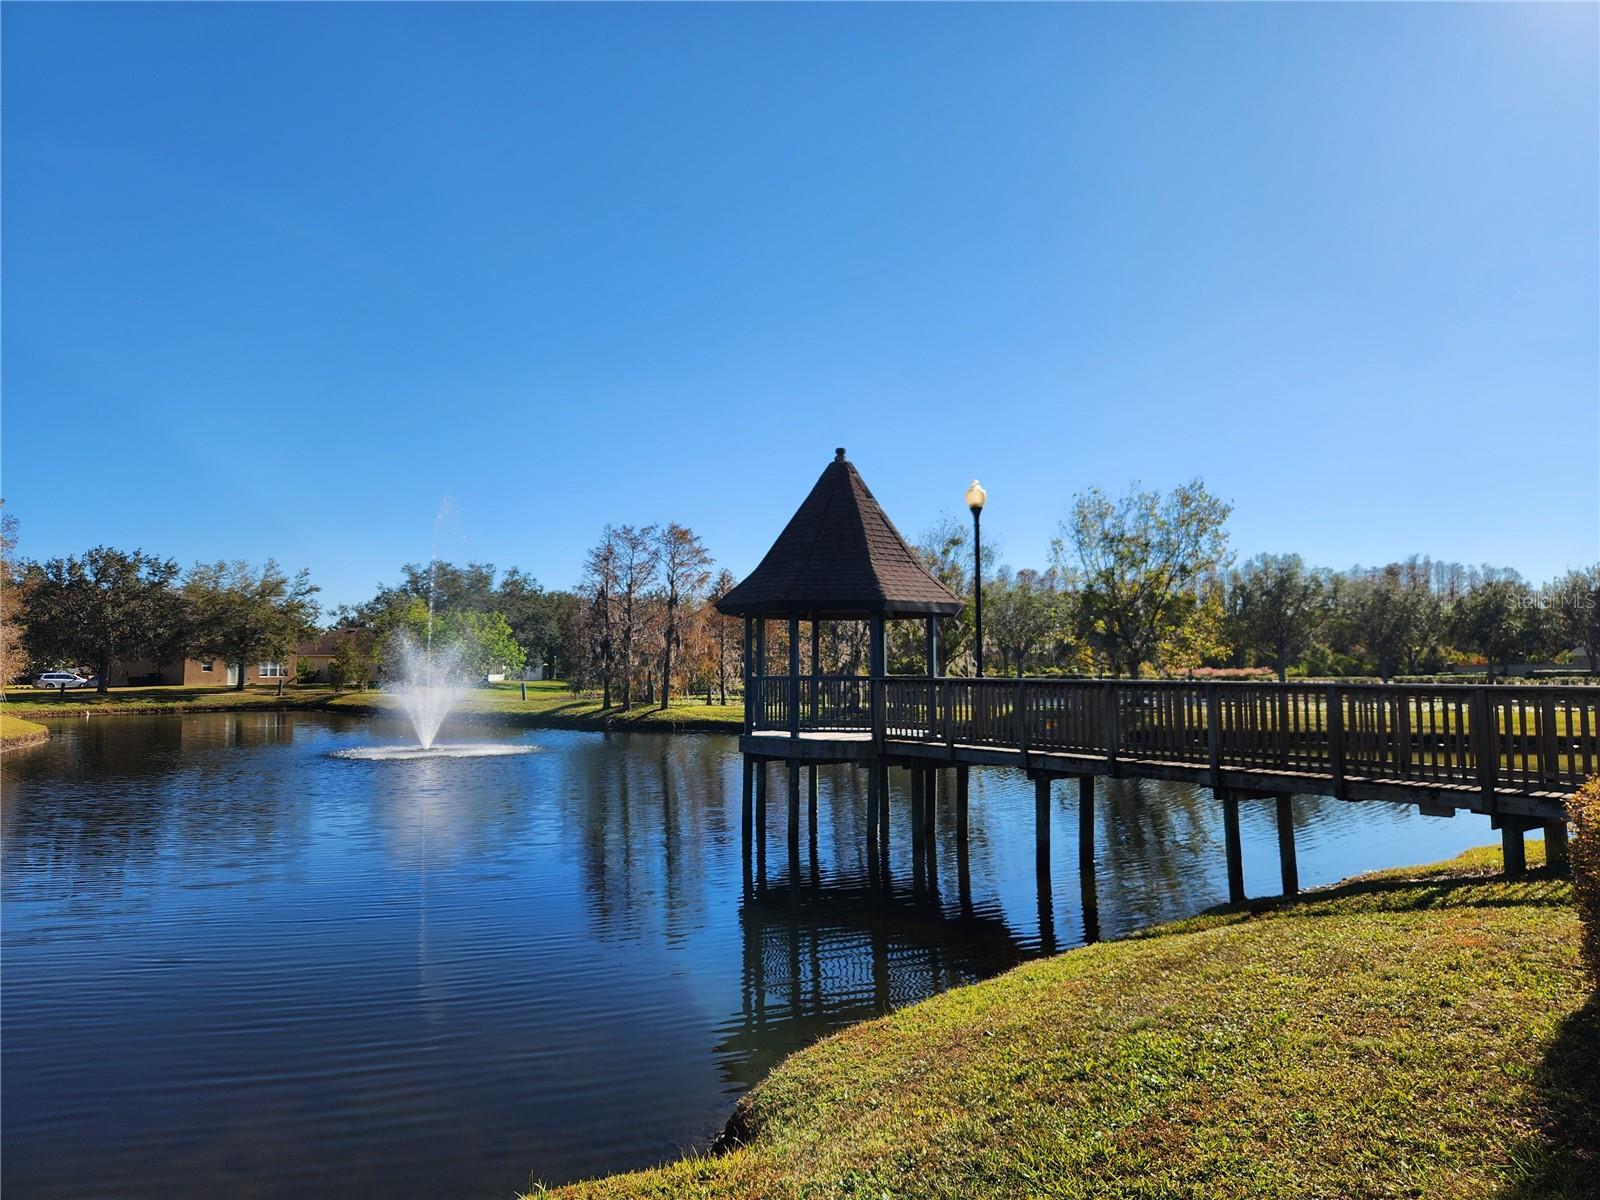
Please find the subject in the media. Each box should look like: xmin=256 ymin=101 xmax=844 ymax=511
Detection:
xmin=741 ymin=756 xmax=754 ymax=842
xmin=787 ymin=763 xmax=801 ymax=852
xmin=754 ymin=759 xmax=767 ymax=882
xmin=1034 ymin=776 xmax=1051 ymax=872
xmin=874 ymin=761 xmax=890 ymax=869
xmin=910 ymin=767 xmax=925 ymax=860
xmin=956 ymin=764 xmax=970 ymax=845
xmin=1078 ymin=774 xmax=1099 ymax=943
xmin=1546 ymin=818 xmax=1570 ymax=875
xmin=1077 ymin=775 xmax=1094 ymax=879
xmin=1221 ymin=789 xmax=1245 ymax=904
xmin=1502 ymin=821 xmax=1526 ymax=878
xmin=1275 ymin=794 xmax=1299 ymax=897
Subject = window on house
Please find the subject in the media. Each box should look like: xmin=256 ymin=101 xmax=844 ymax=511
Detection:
xmin=258 ymin=661 xmax=286 ymax=679
xmin=200 ymin=659 xmax=215 ymax=672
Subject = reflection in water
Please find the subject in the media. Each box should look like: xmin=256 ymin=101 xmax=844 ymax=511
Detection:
xmin=2 ymin=713 xmax=1506 ymax=1200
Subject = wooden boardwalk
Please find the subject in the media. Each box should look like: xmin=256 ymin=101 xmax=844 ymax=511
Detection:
xmin=740 ymin=677 xmax=1589 ymax=896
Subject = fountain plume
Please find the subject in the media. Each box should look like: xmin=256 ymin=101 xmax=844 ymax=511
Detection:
xmin=392 ymin=630 xmax=465 ymax=750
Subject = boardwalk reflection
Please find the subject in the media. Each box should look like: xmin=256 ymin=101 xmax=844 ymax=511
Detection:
xmin=717 ymin=875 xmax=1030 ymax=1090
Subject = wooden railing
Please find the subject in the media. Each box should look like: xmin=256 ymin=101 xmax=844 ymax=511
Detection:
xmin=751 ymin=675 xmax=874 ymax=734
xmin=748 ymin=676 xmax=1600 ymax=798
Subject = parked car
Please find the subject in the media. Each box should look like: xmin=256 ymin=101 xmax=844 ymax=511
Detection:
xmin=34 ymin=671 xmax=94 ymax=690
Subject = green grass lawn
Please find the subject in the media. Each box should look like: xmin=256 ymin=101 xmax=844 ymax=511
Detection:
xmin=0 ymin=678 xmax=744 ymax=732
xmin=533 ymin=844 xmax=1594 ymax=1200
xmin=327 ymin=680 xmax=744 ymax=732
xmin=0 ymin=712 xmax=50 ymax=748
xmin=1 ymin=683 xmax=347 ymax=717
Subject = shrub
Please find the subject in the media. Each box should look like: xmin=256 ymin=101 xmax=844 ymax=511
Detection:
xmin=1571 ymin=776 xmax=1600 ymax=990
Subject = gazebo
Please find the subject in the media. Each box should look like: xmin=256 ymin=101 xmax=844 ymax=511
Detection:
xmin=716 ymin=448 xmax=963 ymax=738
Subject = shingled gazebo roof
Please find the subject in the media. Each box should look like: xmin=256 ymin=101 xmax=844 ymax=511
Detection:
xmin=715 ymin=449 xmax=963 ymax=619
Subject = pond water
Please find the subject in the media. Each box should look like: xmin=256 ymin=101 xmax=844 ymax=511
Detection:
xmin=2 ymin=710 xmax=1511 ymax=1199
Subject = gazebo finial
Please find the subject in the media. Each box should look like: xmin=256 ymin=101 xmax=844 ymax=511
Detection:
xmin=834 ymin=447 xmax=846 ymax=462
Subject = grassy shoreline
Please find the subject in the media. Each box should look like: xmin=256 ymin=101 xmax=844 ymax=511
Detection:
xmin=0 ymin=680 xmax=745 ymax=734
xmin=534 ymin=844 xmax=1593 ymax=1200
xmin=0 ymin=712 xmax=51 ymax=751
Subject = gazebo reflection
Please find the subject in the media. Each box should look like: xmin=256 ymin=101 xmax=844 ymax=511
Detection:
xmin=713 ymin=876 xmax=1031 ymax=1092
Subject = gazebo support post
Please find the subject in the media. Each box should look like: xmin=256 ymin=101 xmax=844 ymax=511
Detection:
xmin=754 ymin=760 xmax=768 ymax=883
xmin=755 ymin=620 xmax=767 ymax=730
xmin=910 ymin=766 xmax=925 ymax=862
xmin=788 ymin=617 xmax=801 ymax=738
xmin=869 ymin=614 xmax=887 ymax=747
xmin=788 ymin=762 xmax=801 ymax=866
xmin=810 ymin=618 xmax=821 ymax=722
xmin=742 ymin=617 xmax=753 ymax=732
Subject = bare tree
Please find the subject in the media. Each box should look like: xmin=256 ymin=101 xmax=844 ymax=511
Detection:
xmin=582 ymin=529 xmax=621 ymax=708
xmin=707 ymin=569 xmax=740 ymax=704
xmin=657 ymin=524 xmax=714 ymax=709
xmin=613 ymin=524 xmax=659 ymax=710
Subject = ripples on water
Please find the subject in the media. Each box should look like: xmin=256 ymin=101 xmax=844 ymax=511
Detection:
xmin=2 ymin=711 xmax=1506 ymax=1199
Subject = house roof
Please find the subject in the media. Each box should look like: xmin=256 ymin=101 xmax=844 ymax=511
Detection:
xmin=295 ymin=629 xmax=356 ymax=657
xmin=715 ymin=449 xmax=964 ymax=619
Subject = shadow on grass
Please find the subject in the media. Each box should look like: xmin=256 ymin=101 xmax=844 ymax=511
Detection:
xmin=1135 ymin=865 xmax=1575 ymax=942
xmin=1497 ymin=995 xmax=1599 ymax=1200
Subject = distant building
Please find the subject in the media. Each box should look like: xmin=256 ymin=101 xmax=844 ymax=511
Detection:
xmin=292 ymin=630 xmax=360 ymax=684
xmin=105 ymin=657 xmax=291 ymax=687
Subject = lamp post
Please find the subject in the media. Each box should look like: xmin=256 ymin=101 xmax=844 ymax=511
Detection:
xmin=965 ymin=479 xmax=987 ymax=677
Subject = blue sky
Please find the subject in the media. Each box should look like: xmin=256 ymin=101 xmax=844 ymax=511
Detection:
xmin=4 ymin=3 xmax=1596 ymax=612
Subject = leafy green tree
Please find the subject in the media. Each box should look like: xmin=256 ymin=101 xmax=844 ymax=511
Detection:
xmin=1449 ymin=577 xmax=1549 ymax=682
xmin=1229 ymin=554 xmax=1328 ymax=681
xmin=496 ymin=568 xmax=563 ymax=673
xmin=1329 ymin=566 xmax=1441 ymax=680
xmin=351 ymin=594 xmax=432 ymax=679
xmin=22 ymin=547 xmax=185 ymax=693
xmin=391 ymin=560 xmax=499 ymax=613
xmin=184 ymin=560 xmax=320 ymax=690
xmin=1053 ymin=480 xmax=1232 ymax=678
xmin=1548 ymin=566 xmax=1600 ymax=674
xmin=985 ymin=567 xmax=1059 ymax=677
xmin=1158 ymin=575 xmax=1231 ymax=676
xmin=437 ymin=610 xmax=526 ymax=679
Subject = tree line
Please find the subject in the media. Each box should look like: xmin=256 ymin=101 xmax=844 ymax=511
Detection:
xmin=1 ymin=523 xmax=320 ymax=695
xmin=3 ymin=480 xmax=1597 ymax=700
xmin=924 ymin=481 xmax=1600 ymax=683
